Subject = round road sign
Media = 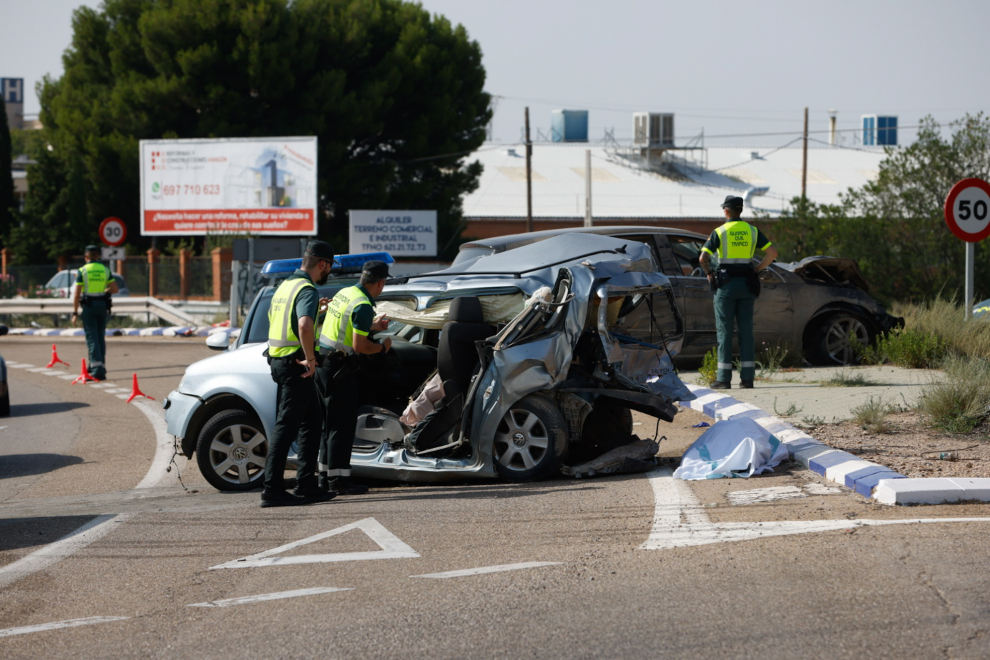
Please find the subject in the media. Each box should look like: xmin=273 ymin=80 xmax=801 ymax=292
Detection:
xmin=945 ymin=178 xmax=990 ymax=243
xmin=99 ymin=217 xmax=127 ymax=247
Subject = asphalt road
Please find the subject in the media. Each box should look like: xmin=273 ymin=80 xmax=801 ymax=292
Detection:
xmin=1 ymin=336 xmax=989 ymax=659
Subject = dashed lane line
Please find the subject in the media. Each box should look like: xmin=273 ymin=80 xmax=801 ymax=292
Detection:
xmin=188 ymin=587 xmax=352 ymax=608
xmin=410 ymin=562 xmax=562 ymax=579
xmin=0 ymin=616 xmax=130 ymax=638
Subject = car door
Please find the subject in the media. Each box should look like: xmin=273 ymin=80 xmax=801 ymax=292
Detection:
xmin=752 ymin=264 xmax=794 ymax=352
xmin=653 ymin=233 xmax=717 ymax=358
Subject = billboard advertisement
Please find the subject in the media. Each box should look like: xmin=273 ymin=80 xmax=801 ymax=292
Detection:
xmin=140 ymin=137 xmax=318 ymax=236
xmin=349 ymin=210 xmax=437 ymax=257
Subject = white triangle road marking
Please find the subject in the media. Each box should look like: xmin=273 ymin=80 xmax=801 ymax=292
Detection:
xmin=0 ymin=616 xmax=129 ymax=639
xmin=188 ymin=587 xmax=352 ymax=608
xmin=209 ymin=517 xmax=419 ymax=569
xmin=411 ymin=562 xmax=561 ymax=579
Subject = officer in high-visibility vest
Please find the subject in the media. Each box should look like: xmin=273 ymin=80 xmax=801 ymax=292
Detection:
xmin=699 ymin=196 xmax=778 ymax=389
xmin=261 ymin=240 xmax=337 ymax=508
xmin=316 ymin=260 xmax=392 ymax=495
xmin=71 ymin=245 xmax=119 ymax=380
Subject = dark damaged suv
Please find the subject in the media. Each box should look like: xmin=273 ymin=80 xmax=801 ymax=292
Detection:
xmin=455 ymin=227 xmax=902 ymax=365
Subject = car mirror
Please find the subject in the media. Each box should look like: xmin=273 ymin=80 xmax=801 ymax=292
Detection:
xmin=206 ymin=332 xmax=231 ymax=351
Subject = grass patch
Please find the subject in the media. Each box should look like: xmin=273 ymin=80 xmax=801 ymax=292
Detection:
xmin=862 ymin=327 xmax=950 ymax=369
xmin=850 ymin=396 xmax=898 ymax=434
xmin=773 ymin=398 xmax=804 ymax=417
xmin=889 ymin=297 xmax=990 ymax=361
xmin=820 ymin=370 xmax=880 ymax=387
xmin=915 ymin=356 xmax=990 ymax=434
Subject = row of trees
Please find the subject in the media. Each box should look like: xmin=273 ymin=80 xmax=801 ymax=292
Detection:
xmin=767 ymin=113 xmax=990 ymax=305
xmin=1 ymin=0 xmax=492 ymax=263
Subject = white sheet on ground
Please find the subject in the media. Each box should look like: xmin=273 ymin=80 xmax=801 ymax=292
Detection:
xmin=673 ymin=417 xmax=788 ymax=480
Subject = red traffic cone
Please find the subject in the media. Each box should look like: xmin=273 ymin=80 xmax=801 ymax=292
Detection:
xmin=47 ymin=344 xmax=70 ymax=368
xmin=126 ymin=373 xmax=155 ymax=403
xmin=71 ymin=358 xmax=99 ymax=385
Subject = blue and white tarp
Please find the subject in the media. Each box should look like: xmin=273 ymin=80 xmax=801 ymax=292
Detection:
xmin=674 ymin=417 xmax=788 ymax=480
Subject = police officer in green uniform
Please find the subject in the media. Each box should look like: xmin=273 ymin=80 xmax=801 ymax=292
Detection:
xmin=71 ymin=246 xmax=118 ymax=380
xmin=261 ymin=240 xmax=337 ymax=508
xmin=699 ymin=196 xmax=778 ymax=389
xmin=316 ymin=260 xmax=392 ymax=495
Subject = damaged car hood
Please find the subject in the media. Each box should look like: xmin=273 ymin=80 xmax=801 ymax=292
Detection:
xmin=777 ymin=256 xmax=871 ymax=292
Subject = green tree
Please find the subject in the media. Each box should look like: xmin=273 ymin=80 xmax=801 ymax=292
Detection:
xmin=32 ymin=0 xmax=491 ymax=258
xmin=0 ymin=101 xmax=15 ymax=243
xmin=770 ymin=114 xmax=990 ymax=303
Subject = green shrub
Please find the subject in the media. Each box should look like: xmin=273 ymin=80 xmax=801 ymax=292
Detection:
xmin=891 ymin=297 xmax=990 ymax=361
xmin=699 ymin=347 xmax=718 ymax=387
xmin=915 ymin=356 xmax=990 ymax=434
xmin=866 ymin=327 xmax=950 ymax=368
xmin=850 ymin=396 xmax=898 ymax=433
xmin=820 ymin=371 xmax=878 ymax=387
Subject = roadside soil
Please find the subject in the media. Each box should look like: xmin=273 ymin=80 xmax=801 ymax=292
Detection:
xmin=807 ymin=410 xmax=990 ymax=479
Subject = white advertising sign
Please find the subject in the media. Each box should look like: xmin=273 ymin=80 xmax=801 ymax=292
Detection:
xmin=349 ymin=210 xmax=437 ymax=257
xmin=140 ymin=137 xmax=318 ymax=236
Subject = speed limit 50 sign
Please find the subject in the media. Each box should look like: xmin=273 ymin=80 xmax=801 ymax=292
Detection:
xmin=99 ymin=217 xmax=127 ymax=247
xmin=945 ymin=178 xmax=990 ymax=243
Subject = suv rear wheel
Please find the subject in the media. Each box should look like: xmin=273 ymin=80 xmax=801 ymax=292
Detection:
xmin=196 ymin=408 xmax=267 ymax=491
xmin=493 ymin=394 xmax=568 ymax=481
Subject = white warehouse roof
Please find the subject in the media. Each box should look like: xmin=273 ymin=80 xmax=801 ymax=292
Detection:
xmin=462 ymin=142 xmax=888 ymax=219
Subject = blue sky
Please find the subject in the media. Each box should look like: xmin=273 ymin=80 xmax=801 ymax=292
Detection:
xmin=4 ymin=0 xmax=987 ymax=147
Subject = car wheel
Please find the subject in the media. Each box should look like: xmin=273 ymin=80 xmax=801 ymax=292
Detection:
xmin=0 ymin=391 xmax=8 ymax=417
xmin=493 ymin=394 xmax=568 ymax=481
xmin=196 ymin=409 xmax=267 ymax=491
xmin=809 ymin=313 xmax=873 ymax=365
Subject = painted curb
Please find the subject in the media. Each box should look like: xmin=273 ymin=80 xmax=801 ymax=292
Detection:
xmin=679 ymin=383 xmax=990 ymax=506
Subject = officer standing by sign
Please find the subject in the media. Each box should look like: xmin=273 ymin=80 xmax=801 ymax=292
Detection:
xmin=316 ymin=260 xmax=392 ymax=495
xmin=262 ymin=240 xmax=337 ymax=508
xmin=71 ymin=246 xmax=119 ymax=380
xmin=699 ymin=196 xmax=778 ymax=389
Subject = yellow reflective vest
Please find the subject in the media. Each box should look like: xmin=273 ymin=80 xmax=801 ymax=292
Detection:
xmin=267 ymin=277 xmax=316 ymax=358
xmin=319 ymin=285 xmax=372 ymax=355
xmin=713 ymin=221 xmax=758 ymax=264
xmin=78 ymin=262 xmax=111 ymax=297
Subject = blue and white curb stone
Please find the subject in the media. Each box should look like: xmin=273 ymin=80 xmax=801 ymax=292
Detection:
xmin=679 ymin=383 xmax=990 ymax=506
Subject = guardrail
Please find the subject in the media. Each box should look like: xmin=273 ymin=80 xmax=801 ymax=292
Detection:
xmin=0 ymin=296 xmax=200 ymax=327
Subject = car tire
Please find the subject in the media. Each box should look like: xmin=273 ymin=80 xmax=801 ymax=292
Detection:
xmin=493 ymin=393 xmax=568 ymax=482
xmin=809 ymin=312 xmax=873 ymax=365
xmin=196 ymin=408 xmax=268 ymax=492
xmin=0 ymin=391 xmax=9 ymax=417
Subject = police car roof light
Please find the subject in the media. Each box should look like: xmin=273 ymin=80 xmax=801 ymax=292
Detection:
xmin=261 ymin=252 xmax=395 ymax=276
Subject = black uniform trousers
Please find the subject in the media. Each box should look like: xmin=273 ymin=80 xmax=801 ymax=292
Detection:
xmin=264 ymin=352 xmax=321 ymax=492
xmin=317 ymin=368 xmax=359 ymax=477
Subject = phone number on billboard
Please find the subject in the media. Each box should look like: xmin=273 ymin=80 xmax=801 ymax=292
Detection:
xmin=161 ymin=184 xmax=221 ymax=196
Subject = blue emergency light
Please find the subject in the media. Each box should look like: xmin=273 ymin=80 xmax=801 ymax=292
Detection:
xmin=261 ymin=252 xmax=395 ymax=278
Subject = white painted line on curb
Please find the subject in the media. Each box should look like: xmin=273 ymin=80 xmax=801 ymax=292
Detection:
xmin=188 ymin=587 xmax=352 ymax=608
xmin=640 ymin=467 xmax=990 ymax=550
xmin=211 ymin=518 xmax=419 ymax=569
xmin=0 ymin=616 xmax=130 ymax=638
xmin=0 ymin=514 xmax=132 ymax=589
xmin=410 ymin=562 xmax=562 ymax=579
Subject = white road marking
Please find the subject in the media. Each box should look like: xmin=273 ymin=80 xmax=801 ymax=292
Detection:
xmin=804 ymin=483 xmax=842 ymax=495
xmin=188 ymin=587 xmax=352 ymax=608
xmin=0 ymin=616 xmax=130 ymax=638
xmin=727 ymin=486 xmax=807 ymax=505
xmin=58 ymin=374 xmax=78 ymax=380
xmin=27 ymin=367 xmax=51 ymax=373
xmin=42 ymin=370 xmax=68 ymax=377
xmin=640 ymin=467 xmax=990 ymax=550
xmin=104 ymin=388 xmax=130 ymax=394
xmin=131 ymin=400 xmax=173 ymax=489
xmin=10 ymin=363 xmax=34 ymax=369
xmin=89 ymin=383 xmax=116 ymax=389
xmin=0 ymin=514 xmax=133 ymax=589
xmin=410 ymin=562 xmax=561 ymax=579
xmin=210 ymin=518 xmax=420 ymax=569
xmin=116 ymin=393 xmax=131 ymax=400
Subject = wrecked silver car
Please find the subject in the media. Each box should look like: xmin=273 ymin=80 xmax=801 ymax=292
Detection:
xmin=165 ymin=234 xmax=694 ymax=490
xmin=455 ymin=227 xmax=903 ymax=365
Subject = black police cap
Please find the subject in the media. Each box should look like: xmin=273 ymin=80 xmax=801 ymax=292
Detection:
xmin=721 ymin=195 xmax=744 ymax=210
xmin=362 ymin=260 xmax=391 ymax=279
xmin=84 ymin=244 xmax=100 ymax=254
xmin=304 ymin=240 xmax=335 ymax=261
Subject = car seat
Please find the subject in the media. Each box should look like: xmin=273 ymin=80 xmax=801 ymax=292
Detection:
xmin=437 ymin=296 xmax=496 ymax=394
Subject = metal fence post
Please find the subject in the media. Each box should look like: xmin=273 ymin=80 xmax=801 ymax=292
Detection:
xmin=147 ymin=248 xmax=161 ymax=298
xmin=179 ymin=248 xmax=191 ymax=300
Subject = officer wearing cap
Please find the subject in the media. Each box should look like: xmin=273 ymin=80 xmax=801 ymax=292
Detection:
xmin=261 ymin=240 xmax=337 ymax=507
xmin=71 ymin=245 xmax=119 ymax=380
xmin=316 ymin=259 xmax=392 ymax=495
xmin=699 ymin=196 xmax=778 ymax=389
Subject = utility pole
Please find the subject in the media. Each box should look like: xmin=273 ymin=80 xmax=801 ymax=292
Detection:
xmin=525 ymin=107 xmax=533 ymax=233
xmin=584 ymin=149 xmax=593 ymax=227
xmin=801 ymin=107 xmax=809 ymax=202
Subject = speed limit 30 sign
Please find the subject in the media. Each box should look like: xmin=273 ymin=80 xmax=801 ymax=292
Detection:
xmin=945 ymin=178 xmax=990 ymax=243
xmin=99 ymin=216 xmax=127 ymax=247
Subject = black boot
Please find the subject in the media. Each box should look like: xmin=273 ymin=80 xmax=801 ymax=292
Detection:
xmin=260 ymin=489 xmax=308 ymax=508
xmin=740 ymin=380 xmax=754 ymax=389
xmin=711 ymin=380 xmax=731 ymax=390
xmin=328 ymin=477 xmax=368 ymax=495
xmin=293 ymin=480 xmax=337 ymax=503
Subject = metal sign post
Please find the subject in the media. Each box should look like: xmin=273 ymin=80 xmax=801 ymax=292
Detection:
xmin=944 ymin=178 xmax=990 ymax=320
